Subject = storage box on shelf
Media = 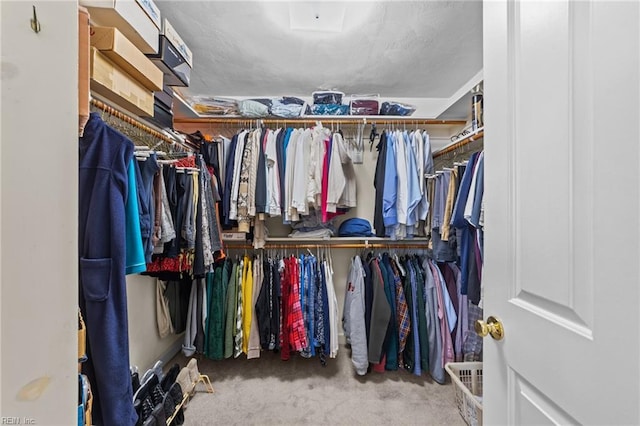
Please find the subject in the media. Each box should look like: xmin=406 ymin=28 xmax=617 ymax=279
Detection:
xmin=161 ymin=18 xmax=193 ymax=68
xmin=90 ymin=26 xmax=163 ymax=92
xmin=148 ymin=101 xmax=173 ymax=129
xmin=135 ymin=0 xmax=161 ymax=29
xmin=146 ymin=18 xmax=192 ymax=87
xmin=148 ymin=82 xmax=175 ymax=128
xmin=89 ymin=46 xmax=154 ymax=117
xmin=445 ymin=362 xmax=483 ymax=426
xmin=155 ymin=82 xmax=174 ymax=110
xmin=146 ymin=82 xmax=173 ymax=129
xmin=80 ymin=0 xmax=161 ymax=54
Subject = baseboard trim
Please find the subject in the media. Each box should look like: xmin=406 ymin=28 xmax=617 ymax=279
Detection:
xmin=146 ymin=335 xmax=183 ymax=371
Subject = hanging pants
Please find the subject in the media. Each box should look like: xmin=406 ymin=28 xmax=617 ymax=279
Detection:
xmin=79 ymin=113 xmax=137 ymax=426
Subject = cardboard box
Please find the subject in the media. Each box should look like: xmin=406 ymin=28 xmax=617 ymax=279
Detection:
xmin=80 ymin=0 xmax=160 ymax=54
xmin=162 ymin=19 xmax=192 ymax=67
xmin=146 ymin=35 xmax=191 ymax=87
xmin=135 ymin=0 xmax=161 ymax=30
xmin=90 ymin=26 xmax=163 ymax=91
xmin=148 ymin=100 xmax=173 ymax=129
xmin=90 ymin=47 xmax=154 ymax=117
xmin=154 ymin=82 xmax=174 ymax=110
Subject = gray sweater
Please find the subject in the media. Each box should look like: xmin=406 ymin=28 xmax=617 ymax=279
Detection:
xmin=342 ymin=256 xmax=368 ymax=375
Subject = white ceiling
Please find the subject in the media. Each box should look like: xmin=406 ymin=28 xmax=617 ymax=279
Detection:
xmin=155 ymin=0 xmax=483 ymax=119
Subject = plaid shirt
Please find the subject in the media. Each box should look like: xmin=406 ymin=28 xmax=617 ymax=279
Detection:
xmin=395 ymin=274 xmax=410 ymax=358
xmin=390 ymin=259 xmax=410 ymax=360
xmin=288 ymin=257 xmax=308 ymax=352
xmin=464 ymin=302 xmax=483 ymax=361
xmin=279 ymin=258 xmax=291 ymax=361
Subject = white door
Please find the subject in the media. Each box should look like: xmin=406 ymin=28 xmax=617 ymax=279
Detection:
xmin=483 ymin=1 xmax=640 ymax=424
xmin=1 ymin=2 xmax=78 ymax=424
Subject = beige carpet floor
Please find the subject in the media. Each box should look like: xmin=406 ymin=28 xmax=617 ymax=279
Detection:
xmin=168 ymin=346 xmax=468 ymax=426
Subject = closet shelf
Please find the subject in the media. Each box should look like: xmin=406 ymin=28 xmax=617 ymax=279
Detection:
xmin=172 ymin=92 xmax=466 ymax=126
xmin=174 ymin=116 xmax=466 ymax=126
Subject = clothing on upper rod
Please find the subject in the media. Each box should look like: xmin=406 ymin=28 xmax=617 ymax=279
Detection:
xmin=217 ymin=124 xmax=359 ymax=248
xmin=90 ymin=98 xmax=196 ymax=154
xmin=372 ymin=128 xmax=434 ymax=240
xmin=425 ymin=150 xmax=484 ymax=306
xmin=115 ymin=134 xmax=227 ymax=280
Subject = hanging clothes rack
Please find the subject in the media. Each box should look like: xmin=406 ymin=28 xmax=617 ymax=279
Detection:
xmin=431 ymin=128 xmax=484 ymax=172
xmin=91 ymin=98 xmax=172 ymax=143
xmin=433 ymin=128 xmax=484 ymax=159
xmin=223 ymin=242 xmax=429 ymax=250
xmin=90 ymin=98 xmax=197 ymax=153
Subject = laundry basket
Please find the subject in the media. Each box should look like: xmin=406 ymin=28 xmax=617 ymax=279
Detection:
xmin=445 ymin=362 xmax=483 ymax=426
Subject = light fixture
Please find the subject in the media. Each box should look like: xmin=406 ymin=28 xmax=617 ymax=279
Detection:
xmin=288 ymin=2 xmax=346 ymax=32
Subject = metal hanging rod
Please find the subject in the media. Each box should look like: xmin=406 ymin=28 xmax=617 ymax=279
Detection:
xmin=433 ymin=129 xmax=484 ymax=159
xmin=223 ymin=242 xmax=429 ymax=250
xmin=174 ymin=117 xmax=466 ymax=126
xmin=91 ymin=98 xmax=175 ymax=145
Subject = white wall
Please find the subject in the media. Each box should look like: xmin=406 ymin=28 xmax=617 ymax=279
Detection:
xmin=1 ymin=2 xmax=77 ymax=424
xmin=127 ymin=275 xmax=182 ymax=370
xmin=263 ymin=137 xmax=383 ymax=327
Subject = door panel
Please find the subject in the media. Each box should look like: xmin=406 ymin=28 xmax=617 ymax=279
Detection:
xmin=512 ymin=0 xmax=595 ymax=336
xmin=509 ymin=369 xmax=580 ymax=425
xmin=484 ymin=1 xmax=640 ymax=424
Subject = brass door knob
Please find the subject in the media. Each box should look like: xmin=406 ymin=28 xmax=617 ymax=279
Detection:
xmin=475 ymin=315 xmax=505 ymax=340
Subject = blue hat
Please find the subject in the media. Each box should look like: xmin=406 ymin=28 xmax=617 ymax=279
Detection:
xmin=338 ymin=218 xmax=375 ymax=237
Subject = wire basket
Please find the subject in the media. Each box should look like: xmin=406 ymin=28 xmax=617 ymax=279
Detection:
xmin=445 ymin=362 xmax=483 ymax=426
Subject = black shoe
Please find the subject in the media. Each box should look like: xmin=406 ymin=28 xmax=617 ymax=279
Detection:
xmin=132 ymin=371 xmax=141 ymax=393
xmin=168 ymin=382 xmax=185 ymax=425
xmin=141 ymin=413 xmax=156 ymax=426
xmin=163 ymin=388 xmax=177 ymax=421
xmin=134 ymin=374 xmax=159 ymax=409
xmin=141 ymin=396 xmax=155 ymax=424
xmin=152 ymin=402 xmax=166 ymax=426
xmin=161 ymin=363 xmax=180 ymax=392
xmin=151 ymin=383 xmax=166 ymax=407
xmin=168 ymin=382 xmax=183 ymax=406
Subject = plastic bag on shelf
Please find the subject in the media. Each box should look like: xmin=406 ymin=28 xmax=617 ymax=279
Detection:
xmin=311 ymin=104 xmax=350 ymax=115
xmin=312 ymin=90 xmax=345 ymax=105
xmin=189 ymin=96 xmax=239 ymax=116
xmin=238 ymin=99 xmax=270 ymax=118
xmin=281 ymin=96 xmax=306 ymax=105
xmin=350 ymin=94 xmax=380 ymax=115
xmin=380 ymin=101 xmax=416 ymax=116
xmin=271 ymin=97 xmax=307 ymax=118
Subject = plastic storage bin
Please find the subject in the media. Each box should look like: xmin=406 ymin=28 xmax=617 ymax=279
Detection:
xmin=445 ymin=362 xmax=483 ymax=426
